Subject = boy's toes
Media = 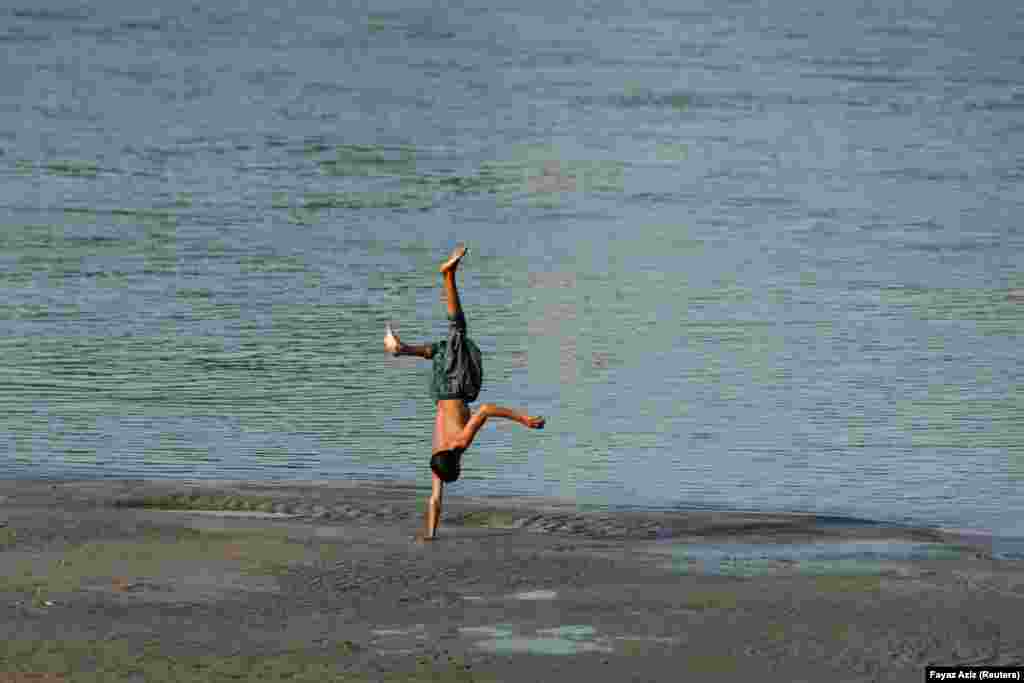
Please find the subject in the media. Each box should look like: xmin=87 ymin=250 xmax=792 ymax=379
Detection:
xmin=528 ymin=416 xmax=545 ymax=429
xmin=439 ymin=243 xmax=468 ymax=273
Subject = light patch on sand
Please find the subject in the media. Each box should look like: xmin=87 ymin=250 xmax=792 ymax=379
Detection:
xmin=163 ymin=510 xmax=301 ymax=519
xmin=511 ymin=589 xmax=557 ymax=600
xmin=611 ymin=635 xmax=678 ymax=644
xmin=655 ymin=540 xmax=962 ymax=577
xmin=458 ymin=625 xmax=515 ymax=639
xmin=461 ymin=595 xmax=484 ymax=601
xmin=660 ymin=558 xmax=788 ymax=578
xmin=463 ymin=624 xmax=615 ymax=656
xmin=371 ymin=624 xmax=426 ymax=637
xmin=474 ymin=637 xmax=613 ymax=656
xmin=536 ymin=625 xmax=596 ymax=639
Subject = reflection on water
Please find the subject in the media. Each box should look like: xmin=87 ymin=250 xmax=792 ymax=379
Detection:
xmin=0 ymin=0 xmax=1021 ymax=537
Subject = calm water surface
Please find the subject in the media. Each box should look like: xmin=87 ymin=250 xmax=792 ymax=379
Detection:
xmin=1 ymin=0 xmax=1021 ymax=538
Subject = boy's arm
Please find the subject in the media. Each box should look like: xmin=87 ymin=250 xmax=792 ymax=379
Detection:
xmin=385 ymin=325 xmax=435 ymax=359
xmin=397 ymin=343 xmax=435 ymax=359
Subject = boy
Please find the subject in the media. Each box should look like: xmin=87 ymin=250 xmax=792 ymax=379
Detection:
xmin=384 ymin=244 xmax=545 ymax=542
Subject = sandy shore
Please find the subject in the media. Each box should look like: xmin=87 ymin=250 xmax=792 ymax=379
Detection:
xmin=2 ymin=478 xmax=1023 ymax=682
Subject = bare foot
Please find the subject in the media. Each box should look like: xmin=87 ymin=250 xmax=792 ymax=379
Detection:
xmin=439 ymin=243 xmax=468 ymax=274
xmin=414 ymin=531 xmax=436 ymax=543
xmin=522 ymin=415 xmax=546 ymax=429
xmin=384 ymin=323 xmax=400 ymax=356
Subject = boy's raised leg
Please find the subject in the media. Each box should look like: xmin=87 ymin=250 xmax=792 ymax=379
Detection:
xmin=439 ymin=243 xmax=467 ymax=319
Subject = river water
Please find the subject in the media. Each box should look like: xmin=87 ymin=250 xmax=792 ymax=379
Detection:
xmin=1 ymin=0 xmax=1021 ymax=539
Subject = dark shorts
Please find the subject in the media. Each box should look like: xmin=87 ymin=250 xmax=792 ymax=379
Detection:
xmin=430 ymin=448 xmax=464 ymax=483
xmin=429 ymin=311 xmax=483 ymax=403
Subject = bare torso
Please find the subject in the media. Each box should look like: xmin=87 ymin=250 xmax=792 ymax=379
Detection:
xmin=432 ymin=399 xmax=470 ymax=454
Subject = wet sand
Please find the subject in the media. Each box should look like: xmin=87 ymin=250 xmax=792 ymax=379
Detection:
xmin=2 ymin=478 xmax=1023 ymax=682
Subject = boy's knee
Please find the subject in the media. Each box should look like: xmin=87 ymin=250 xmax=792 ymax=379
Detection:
xmin=479 ymin=403 xmax=495 ymax=416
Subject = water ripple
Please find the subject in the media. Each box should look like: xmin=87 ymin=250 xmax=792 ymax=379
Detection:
xmin=0 ymin=0 xmax=1020 ymax=539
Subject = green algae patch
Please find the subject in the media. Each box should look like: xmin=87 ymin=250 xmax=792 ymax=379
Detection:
xmin=400 ymin=167 xmax=521 ymax=197
xmin=895 ymin=384 xmax=1022 ymax=451
xmin=317 ymin=143 xmax=417 ymax=177
xmin=169 ymin=526 xmax=304 ymax=576
xmin=396 ymin=156 xmax=624 ymax=201
xmin=412 ymin=652 xmax=482 ymax=682
xmin=881 ymin=285 xmax=1023 ymax=337
xmin=459 ymin=510 xmax=519 ymax=529
xmin=682 ymin=591 xmax=739 ymax=611
xmin=114 ymin=493 xmax=279 ymax=512
xmin=45 ymin=160 xmax=99 ymax=178
xmin=655 ymin=142 xmax=689 ymax=161
xmin=0 ymin=527 xmax=305 ymax=603
xmin=0 ymin=637 xmax=485 ymax=683
xmin=617 ymin=638 xmax=647 ymax=656
xmin=287 ymin=206 xmax=319 ymax=224
xmin=303 ymin=189 xmax=434 ymax=211
xmin=830 ymin=624 xmax=869 ymax=652
xmin=765 ymin=622 xmax=787 ymax=642
xmin=686 ymin=654 xmax=738 ymax=674
xmin=0 ymin=637 xmax=494 ymax=683
xmin=240 ymin=253 xmax=308 ymax=274
xmin=813 ymin=575 xmax=883 ymax=593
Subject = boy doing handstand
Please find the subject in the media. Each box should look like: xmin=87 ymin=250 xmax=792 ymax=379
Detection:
xmin=384 ymin=244 xmax=545 ymax=541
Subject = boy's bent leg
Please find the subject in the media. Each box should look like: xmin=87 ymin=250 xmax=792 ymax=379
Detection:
xmin=481 ymin=404 xmax=545 ymax=427
xmin=452 ymin=403 xmax=545 ymax=452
